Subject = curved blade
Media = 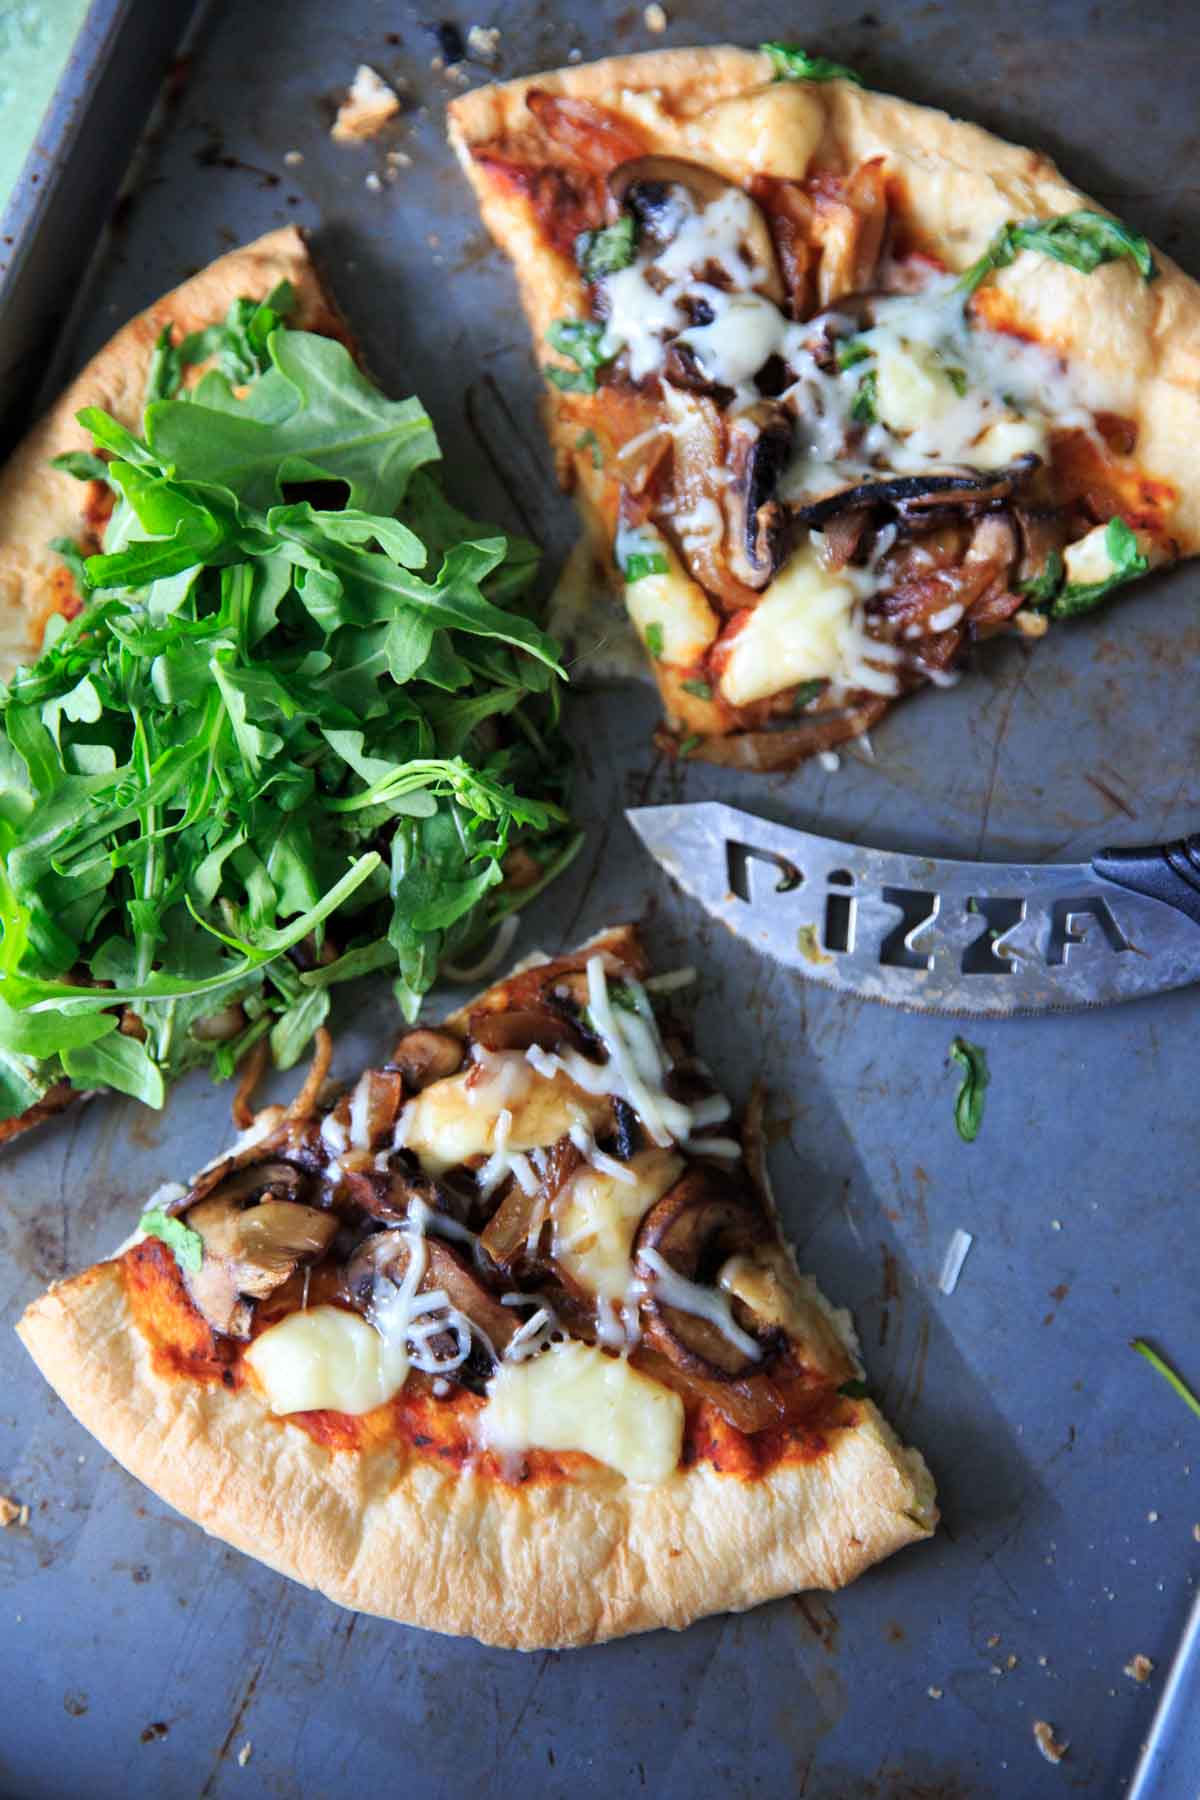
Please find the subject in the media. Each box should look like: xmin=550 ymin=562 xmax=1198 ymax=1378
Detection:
xmin=627 ymin=802 xmax=1200 ymax=1016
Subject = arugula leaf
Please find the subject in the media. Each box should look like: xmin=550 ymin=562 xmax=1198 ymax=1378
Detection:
xmin=139 ymin=1207 xmax=204 ymax=1274
xmin=643 ymin=622 xmax=665 ymax=659
xmin=835 ymin=338 xmax=871 ymax=371
xmin=958 ymin=209 xmax=1157 ymax=298
xmin=575 ymin=429 xmax=604 ymax=470
xmin=1017 ymin=550 xmax=1064 ymax=609
xmin=545 ymin=319 xmax=616 ymax=394
xmin=1052 ymin=518 xmax=1149 ymax=619
xmin=50 ymin=451 xmax=110 ymax=484
xmin=761 ymin=41 xmax=863 ymax=85
xmin=624 ymin=551 xmax=669 ymax=582
xmin=576 ymin=215 xmax=637 ymax=282
xmin=949 ymin=1037 xmax=989 ymax=1143
xmin=681 ymin=678 xmax=713 ymax=700
xmin=793 ymin=679 xmax=824 ymax=710
xmin=0 ymin=307 xmax=577 ymax=1108
xmin=850 ymin=369 xmax=878 ymax=425
xmin=1131 ymin=1339 xmax=1200 ymax=1424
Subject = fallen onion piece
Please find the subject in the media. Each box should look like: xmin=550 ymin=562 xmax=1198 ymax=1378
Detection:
xmin=441 ymin=915 xmax=520 ymax=983
xmin=938 ymin=1227 xmax=974 ymax=1296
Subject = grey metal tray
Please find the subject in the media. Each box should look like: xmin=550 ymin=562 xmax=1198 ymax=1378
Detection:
xmin=2 ymin=2 xmax=1200 ymax=1796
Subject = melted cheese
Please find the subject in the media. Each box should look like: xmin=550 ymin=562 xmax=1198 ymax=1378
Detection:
xmin=718 ymin=537 xmax=901 ymax=706
xmin=552 ymin=1147 xmax=683 ymax=1302
xmin=1063 ymin=521 xmax=1118 ymax=586
xmin=689 ymin=82 xmax=824 ymax=180
xmin=399 ymin=1052 xmax=607 ymax=1174
xmin=477 ymin=1340 xmax=684 ymax=1484
xmin=245 ymin=1305 xmax=406 ymax=1416
xmin=622 ymin=534 xmax=720 ymax=667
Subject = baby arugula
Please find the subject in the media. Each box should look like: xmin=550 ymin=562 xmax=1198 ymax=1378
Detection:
xmin=0 ymin=296 xmax=580 ymax=1120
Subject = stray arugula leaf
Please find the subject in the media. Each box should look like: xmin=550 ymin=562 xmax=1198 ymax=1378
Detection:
xmin=643 ymin=622 xmax=665 ymax=659
xmin=850 ymin=369 xmax=878 ymax=425
xmin=1131 ymin=1338 xmax=1200 ymax=1423
xmin=139 ymin=1207 xmax=204 ymax=1274
xmin=958 ymin=209 xmax=1157 ymax=299
xmin=793 ymin=679 xmax=824 ymax=710
xmin=575 ymin=428 xmax=604 ymax=470
xmin=681 ymin=678 xmax=713 ymax=700
xmin=624 ymin=551 xmax=670 ymax=582
xmin=545 ymin=319 xmax=615 ymax=394
xmin=50 ymin=450 xmax=110 ymax=484
xmin=576 ymin=214 xmax=637 ymax=282
xmin=835 ymin=338 xmax=871 ymax=371
xmin=1017 ymin=550 xmax=1065 ymax=610
xmin=838 ymin=1378 xmax=870 ymax=1400
xmin=761 ymin=41 xmax=863 ymax=85
xmin=1052 ymin=518 xmax=1149 ymax=619
xmin=0 ymin=307 xmax=577 ymax=1118
xmin=677 ymin=734 xmax=701 ymax=756
xmin=949 ymin=1037 xmax=989 ymax=1142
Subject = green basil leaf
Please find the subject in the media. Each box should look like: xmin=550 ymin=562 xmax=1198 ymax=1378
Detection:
xmin=681 ymin=678 xmax=712 ymax=700
xmin=958 ymin=209 xmax=1157 ymax=298
xmin=1016 ymin=550 xmax=1064 ymax=609
xmin=761 ymin=41 xmax=863 ymax=85
xmin=544 ymin=318 xmax=615 ymax=395
xmin=624 ymin=551 xmax=670 ymax=582
xmin=139 ymin=1207 xmax=204 ymax=1274
xmin=835 ymin=338 xmax=871 ymax=371
xmin=575 ymin=429 xmax=604 ymax=469
xmin=850 ymin=369 xmax=878 ymax=425
xmin=643 ymin=622 xmax=665 ymax=659
xmin=576 ymin=214 xmax=637 ymax=281
xmin=949 ymin=1036 xmax=989 ymax=1143
xmin=793 ymin=679 xmax=824 ymax=710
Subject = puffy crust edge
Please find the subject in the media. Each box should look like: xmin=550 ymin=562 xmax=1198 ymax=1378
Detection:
xmin=447 ymin=44 xmax=1200 ymax=545
xmin=0 ymin=226 xmax=341 ymax=676
xmin=17 ymin=1260 xmax=934 ymax=1648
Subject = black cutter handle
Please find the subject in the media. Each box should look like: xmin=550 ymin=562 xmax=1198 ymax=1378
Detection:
xmin=1092 ymin=834 xmax=1200 ymax=927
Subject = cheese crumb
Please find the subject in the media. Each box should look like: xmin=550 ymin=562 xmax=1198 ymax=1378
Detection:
xmin=237 ymin=1741 xmax=253 ymax=1768
xmin=644 ymin=2 xmax=668 ymax=29
xmin=927 ymin=1686 xmax=943 ymax=1700
xmin=1124 ymin=1654 xmax=1153 ymax=1684
xmin=283 ymin=149 xmax=303 ymax=167
xmin=1193 ymin=1522 xmax=1200 ymax=1542
xmin=364 ymin=172 xmax=383 ymax=194
xmin=332 ymin=66 xmax=401 ymax=143
xmin=0 ymin=1495 xmax=27 ymax=1528
xmin=466 ymin=24 xmax=501 ymax=63
xmin=1147 ymin=1510 xmax=1159 ymax=1523
xmin=1033 ymin=1721 xmax=1068 ymax=1765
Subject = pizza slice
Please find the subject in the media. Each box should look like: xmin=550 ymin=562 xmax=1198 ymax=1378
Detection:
xmin=0 ymin=225 xmax=346 ymax=679
xmin=18 ymin=926 xmax=935 ymax=1648
xmin=448 ymin=45 xmax=1200 ymax=769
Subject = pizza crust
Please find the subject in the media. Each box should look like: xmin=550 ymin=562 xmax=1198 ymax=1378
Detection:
xmin=0 ymin=226 xmax=343 ymax=677
xmin=448 ymin=45 xmax=1200 ymax=546
xmin=17 ymin=1259 xmax=934 ymax=1648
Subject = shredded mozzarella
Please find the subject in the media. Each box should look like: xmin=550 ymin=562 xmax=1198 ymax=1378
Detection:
xmin=635 ymin=1247 xmax=762 ymax=1361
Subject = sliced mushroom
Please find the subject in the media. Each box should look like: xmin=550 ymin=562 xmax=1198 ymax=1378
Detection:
xmin=389 ymin=1028 xmax=463 ymax=1091
xmin=725 ymin=403 xmax=793 ymax=590
xmin=337 ymin=1159 xmax=470 ymax=1228
xmin=480 ymin=1136 xmax=582 ymax=1271
xmin=183 ymin=1185 xmax=337 ymax=1339
xmin=606 ymin=156 xmax=785 ymax=304
xmin=792 ymin=456 xmax=1041 ymax=530
xmin=633 ymin=1168 xmax=776 ymax=1379
xmin=344 ymin=1229 xmax=519 ymax=1391
xmin=469 ymin=1008 xmax=578 ymax=1055
xmin=1013 ymin=503 xmax=1070 ymax=590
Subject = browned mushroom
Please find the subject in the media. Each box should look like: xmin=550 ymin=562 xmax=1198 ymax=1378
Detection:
xmin=470 ymin=1009 xmax=577 ymax=1055
xmin=343 ymin=1230 xmax=520 ymax=1388
xmin=606 ymin=156 xmax=785 ymax=305
xmin=724 ymin=403 xmax=793 ymax=590
xmin=183 ymin=1183 xmax=337 ymax=1339
xmin=480 ymin=1136 xmax=583 ymax=1270
xmin=389 ymin=1029 xmax=464 ymax=1091
xmin=337 ymin=1159 xmax=470 ymax=1228
xmin=792 ymin=456 xmax=1041 ymax=530
xmin=1013 ymin=503 xmax=1070 ymax=590
xmin=633 ymin=1168 xmax=778 ymax=1379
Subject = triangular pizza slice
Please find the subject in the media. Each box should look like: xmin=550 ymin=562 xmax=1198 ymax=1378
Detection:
xmin=449 ymin=45 xmax=1200 ymax=769
xmin=19 ymin=926 xmax=934 ymax=1648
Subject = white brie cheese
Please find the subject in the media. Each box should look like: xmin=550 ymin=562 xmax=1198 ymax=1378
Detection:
xmin=477 ymin=1340 xmax=684 ymax=1484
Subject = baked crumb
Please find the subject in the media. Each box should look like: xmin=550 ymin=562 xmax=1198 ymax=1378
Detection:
xmin=927 ymin=1686 xmax=943 ymax=1700
xmin=1033 ymin=1721 xmax=1068 ymax=1765
xmin=364 ymin=172 xmax=383 ymax=194
xmin=332 ymin=66 xmax=401 ymax=143
xmin=644 ymin=2 xmax=668 ymax=29
xmin=237 ymin=1741 xmax=252 ymax=1768
xmin=1124 ymin=1654 xmax=1154 ymax=1684
xmin=986 ymin=1634 xmax=1001 ymax=1648
xmin=466 ymin=24 xmax=501 ymax=63
xmin=1147 ymin=1511 xmax=1159 ymax=1523
xmin=283 ymin=149 xmax=304 ymax=167
xmin=1193 ymin=1522 xmax=1200 ymax=1542
xmin=1006 ymin=1654 xmax=1018 ymax=1670
xmin=0 ymin=1495 xmax=28 ymax=1528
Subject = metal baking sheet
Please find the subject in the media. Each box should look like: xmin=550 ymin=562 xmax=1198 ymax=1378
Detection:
xmin=2 ymin=3 xmax=1199 ymax=1796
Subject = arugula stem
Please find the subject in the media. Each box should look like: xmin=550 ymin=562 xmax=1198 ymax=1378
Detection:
xmin=1131 ymin=1338 xmax=1200 ymax=1422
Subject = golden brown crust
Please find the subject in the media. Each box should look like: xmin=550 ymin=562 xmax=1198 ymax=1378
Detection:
xmin=0 ymin=226 xmax=342 ymax=677
xmin=15 ymin=925 xmax=935 ymax=1646
xmin=18 ymin=1259 xmax=934 ymax=1648
xmin=448 ymin=46 xmax=1200 ymax=541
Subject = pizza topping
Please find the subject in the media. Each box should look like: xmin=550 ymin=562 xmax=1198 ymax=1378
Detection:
xmin=476 ymin=1339 xmax=685 ymax=1484
xmin=633 ymin=1170 xmax=774 ymax=1376
xmin=183 ymin=1182 xmax=337 ymax=1338
xmin=245 ymin=1305 xmax=406 ymax=1416
xmin=760 ymin=41 xmax=864 ymax=86
xmin=958 ymin=209 xmax=1157 ymax=299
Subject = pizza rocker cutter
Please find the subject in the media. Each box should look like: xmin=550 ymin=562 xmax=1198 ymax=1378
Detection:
xmin=627 ymin=801 xmax=1200 ymax=1016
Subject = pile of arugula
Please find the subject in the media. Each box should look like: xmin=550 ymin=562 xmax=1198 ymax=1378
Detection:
xmin=0 ymin=288 xmax=579 ymax=1117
